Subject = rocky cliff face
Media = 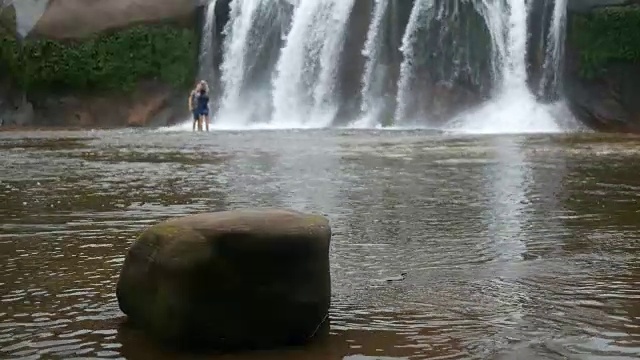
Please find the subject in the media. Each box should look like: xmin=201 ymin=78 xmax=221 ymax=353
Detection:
xmin=0 ymin=0 xmax=202 ymax=129
xmin=4 ymin=0 xmax=201 ymax=39
xmin=563 ymin=1 xmax=640 ymax=132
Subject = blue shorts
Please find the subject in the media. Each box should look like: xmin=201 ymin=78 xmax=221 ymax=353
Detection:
xmin=192 ymin=110 xmax=199 ymax=120
xmin=199 ymin=109 xmax=209 ymax=117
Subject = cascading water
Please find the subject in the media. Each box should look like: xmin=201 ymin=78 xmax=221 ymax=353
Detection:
xmin=180 ymin=0 xmax=573 ymax=133
xmin=448 ymin=0 xmax=562 ymax=134
xmin=270 ymin=0 xmax=356 ymax=128
xmin=197 ymin=0 xmax=218 ymax=85
xmin=538 ymin=0 xmax=567 ymax=100
xmin=394 ymin=0 xmax=434 ymax=126
xmin=217 ymin=0 xmax=273 ymax=126
xmin=352 ymin=0 xmax=389 ymax=129
xmin=6 ymin=0 xmax=49 ymax=38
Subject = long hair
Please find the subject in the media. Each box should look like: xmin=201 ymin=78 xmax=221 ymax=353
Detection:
xmin=199 ymin=80 xmax=209 ymax=94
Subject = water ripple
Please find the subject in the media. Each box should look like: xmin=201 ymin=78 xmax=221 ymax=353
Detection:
xmin=1 ymin=131 xmax=640 ymax=359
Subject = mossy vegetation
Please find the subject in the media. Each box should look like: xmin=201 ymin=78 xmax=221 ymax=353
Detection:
xmin=0 ymin=24 xmax=198 ymax=93
xmin=571 ymin=6 xmax=640 ymax=78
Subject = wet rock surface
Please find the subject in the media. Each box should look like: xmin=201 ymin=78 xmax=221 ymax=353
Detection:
xmin=563 ymin=3 xmax=640 ymax=132
xmin=116 ymin=208 xmax=332 ymax=350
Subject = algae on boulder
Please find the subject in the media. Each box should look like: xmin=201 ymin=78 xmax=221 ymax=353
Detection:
xmin=116 ymin=209 xmax=332 ymax=350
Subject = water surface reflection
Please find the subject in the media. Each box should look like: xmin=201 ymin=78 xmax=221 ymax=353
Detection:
xmin=1 ymin=130 xmax=640 ymax=359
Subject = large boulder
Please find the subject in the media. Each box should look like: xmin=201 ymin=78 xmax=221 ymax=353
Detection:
xmin=563 ymin=4 xmax=640 ymax=132
xmin=116 ymin=209 xmax=332 ymax=350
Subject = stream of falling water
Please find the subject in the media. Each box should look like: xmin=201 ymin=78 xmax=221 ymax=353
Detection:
xmin=538 ymin=0 xmax=568 ymax=99
xmin=198 ymin=0 xmax=218 ymax=84
xmin=217 ymin=0 xmax=272 ymax=125
xmin=176 ymin=0 xmax=573 ymax=133
xmin=270 ymin=0 xmax=356 ymax=128
xmin=352 ymin=0 xmax=390 ymax=129
xmin=447 ymin=0 xmax=562 ymax=134
xmin=394 ymin=0 xmax=434 ymax=126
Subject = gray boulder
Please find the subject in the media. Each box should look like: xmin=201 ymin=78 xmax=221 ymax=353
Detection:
xmin=116 ymin=208 xmax=332 ymax=350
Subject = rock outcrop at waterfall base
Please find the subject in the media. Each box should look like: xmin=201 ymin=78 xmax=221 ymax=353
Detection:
xmin=116 ymin=209 xmax=332 ymax=350
xmin=0 ymin=0 xmax=202 ymax=129
xmin=564 ymin=1 xmax=640 ymax=132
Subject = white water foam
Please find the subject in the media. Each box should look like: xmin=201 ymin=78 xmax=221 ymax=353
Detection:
xmin=157 ymin=118 xmax=332 ymax=132
xmin=447 ymin=0 xmax=562 ymax=134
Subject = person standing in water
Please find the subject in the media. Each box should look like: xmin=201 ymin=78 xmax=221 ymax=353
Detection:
xmin=188 ymin=82 xmax=202 ymax=131
xmin=196 ymin=80 xmax=211 ymax=132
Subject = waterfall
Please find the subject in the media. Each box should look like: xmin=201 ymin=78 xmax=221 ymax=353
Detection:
xmin=353 ymin=0 xmax=389 ymax=128
xmin=6 ymin=0 xmax=50 ymax=38
xmin=394 ymin=0 xmax=434 ymax=125
xmin=217 ymin=0 xmax=269 ymax=125
xmin=185 ymin=0 xmax=571 ymax=132
xmin=503 ymin=0 xmax=529 ymax=90
xmin=538 ymin=0 xmax=568 ymax=100
xmin=448 ymin=0 xmax=561 ymax=134
xmin=213 ymin=0 xmax=293 ymax=127
xmin=198 ymin=0 xmax=218 ymax=85
xmin=271 ymin=0 xmax=356 ymax=128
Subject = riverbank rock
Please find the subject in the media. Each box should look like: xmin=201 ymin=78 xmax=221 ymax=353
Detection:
xmin=564 ymin=3 xmax=640 ymax=132
xmin=116 ymin=209 xmax=332 ymax=350
xmin=0 ymin=80 xmax=35 ymax=127
xmin=0 ymin=1 xmax=201 ymax=129
xmin=1 ymin=0 xmax=201 ymax=39
xmin=33 ymin=81 xmax=184 ymax=128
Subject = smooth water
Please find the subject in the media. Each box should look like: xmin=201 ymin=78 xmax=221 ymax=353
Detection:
xmin=1 ymin=129 xmax=640 ymax=360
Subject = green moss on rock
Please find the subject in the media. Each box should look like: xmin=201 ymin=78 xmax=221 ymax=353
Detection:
xmin=0 ymin=24 xmax=197 ymax=93
xmin=571 ymin=6 xmax=640 ymax=78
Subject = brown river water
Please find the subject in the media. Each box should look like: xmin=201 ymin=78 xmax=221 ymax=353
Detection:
xmin=1 ymin=129 xmax=639 ymax=359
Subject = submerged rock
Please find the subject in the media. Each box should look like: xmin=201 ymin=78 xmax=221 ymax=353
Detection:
xmin=116 ymin=209 xmax=332 ymax=350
